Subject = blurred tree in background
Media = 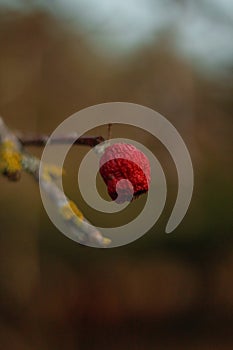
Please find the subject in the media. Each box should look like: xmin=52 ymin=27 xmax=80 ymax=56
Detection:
xmin=0 ymin=1 xmax=232 ymax=349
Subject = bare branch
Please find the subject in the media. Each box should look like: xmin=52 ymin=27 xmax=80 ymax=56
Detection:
xmin=17 ymin=133 xmax=105 ymax=148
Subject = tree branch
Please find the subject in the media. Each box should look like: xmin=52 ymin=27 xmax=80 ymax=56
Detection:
xmin=0 ymin=118 xmax=110 ymax=248
xmin=17 ymin=133 xmax=105 ymax=148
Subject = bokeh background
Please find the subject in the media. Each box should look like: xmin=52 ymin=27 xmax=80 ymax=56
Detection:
xmin=0 ymin=1 xmax=233 ymax=349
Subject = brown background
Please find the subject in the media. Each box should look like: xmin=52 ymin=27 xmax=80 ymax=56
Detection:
xmin=0 ymin=3 xmax=232 ymax=350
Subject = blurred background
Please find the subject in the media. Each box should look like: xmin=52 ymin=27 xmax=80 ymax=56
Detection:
xmin=0 ymin=0 xmax=232 ymax=349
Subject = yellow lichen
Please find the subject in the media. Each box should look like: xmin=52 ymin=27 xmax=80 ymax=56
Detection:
xmin=41 ymin=164 xmax=65 ymax=182
xmin=60 ymin=200 xmax=84 ymax=223
xmin=102 ymin=237 xmax=111 ymax=246
xmin=0 ymin=141 xmax=22 ymax=175
xmin=69 ymin=200 xmax=84 ymax=220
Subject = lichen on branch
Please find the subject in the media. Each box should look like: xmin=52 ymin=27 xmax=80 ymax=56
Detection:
xmin=0 ymin=117 xmax=110 ymax=248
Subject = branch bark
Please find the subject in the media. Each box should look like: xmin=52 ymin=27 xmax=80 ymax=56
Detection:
xmin=17 ymin=133 xmax=105 ymax=148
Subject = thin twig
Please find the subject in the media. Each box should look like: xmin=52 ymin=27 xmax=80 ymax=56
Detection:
xmin=107 ymin=123 xmax=112 ymax=140
xmin=17 ymin=133 xmax=105 ymax=148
